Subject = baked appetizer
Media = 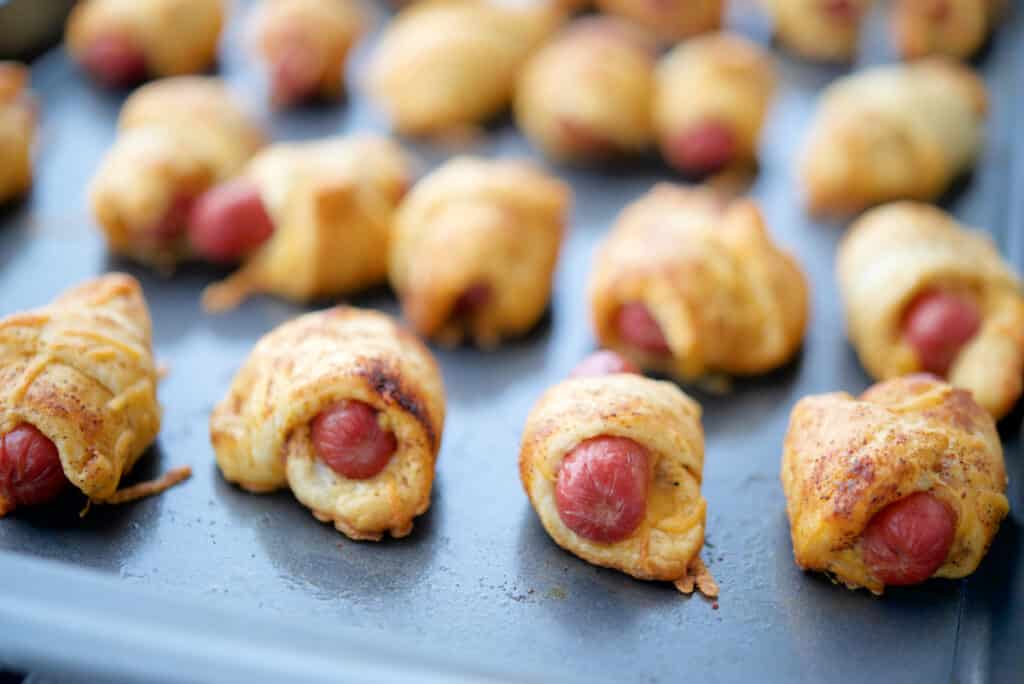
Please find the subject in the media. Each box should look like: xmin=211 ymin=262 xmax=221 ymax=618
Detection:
xmin=89 ymin=77 xmax=266 ymax=270
xmin=515 ymin=17 xmax=656 ymax=163
xmin=365 ymin=0 xmax=561 ymax=135
xmin=66 ymin=0 xmax=224 ymax=88
xmin=654 ymin=33 xmax=777 ymax=176
xmin=210 ymin=307 xmax=445 ymax=541
xmin=782 ymin=374 xmax=1009 ymax=594
xmin=0 ymin=63 xmax=35 ymax=205
xmin=589 ymin=184 xmax=808 ymax=380
xmin=893 ymin=0 xmax=1004 ymax=60
xmin=594 ymin=0 xmax=722 ymax=43
xmin=389 ymin=157 xmax=570 ymax=348
xmin=520 ymin=352 xmax=717 ymax=597
xmin=838 ymin=202 xmax=1024 ymax=419
xmin=249 ymin=0 xmax=364 ymax=106
xmin=801 ymin=58 xmax=987 ymax=215
xmin=0 ymin=274 xmax=190 ymax=516
xmin=190 ymin=135 xmax=412 ymax=312
xmin=762 ymin=0 xmax=872 ymax=62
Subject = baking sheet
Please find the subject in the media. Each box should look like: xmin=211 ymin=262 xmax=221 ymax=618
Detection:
xmin=0 ymin=3 xmax=1022 ymax=682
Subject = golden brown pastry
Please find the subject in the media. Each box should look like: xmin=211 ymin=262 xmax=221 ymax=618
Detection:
xmin=801 ymin=58 xmax=987 ymax=215
xmin=0 ymin=274 xmax=189 ymax=516
xmin=589 ymin=184 xmax=808 ymax=380
xmin=0 ymin=63 xmax=35 ymax=205
xmin=893 ymin=0 xmax=1004 ymax=60
xmin=520 ymin=363 xmax=716 ymax=596
xmin=210 ymin=307 xmax=445 ymax=541
xmin=654 ymin=32 xmax=777 ymax=176
xmin=389 ymin=156 xmax=570 ymax=348
xmin=365 ymin=0 xmax=562 ymax=135
xmin=594 ymin=0 xmax=722 ymax=43
xmin=515 ymin=17 xmax=656 ymax=163
xmin=89 ymin=77 xmax=266 ymax=270
xmin=249 ymin=0 xmax=365 ymax=106
xmin=190 ymin=135 xmax=413 ymax=312
xmin=762 ymin=0 xmax=872 ymax=62
xmin=838 ymin=202 xmax=1024 ymax=419
xmin=782 ymin=374 xmax=1009 ymax=594
xmin=66 ymin=0 xmax=224 ymax=87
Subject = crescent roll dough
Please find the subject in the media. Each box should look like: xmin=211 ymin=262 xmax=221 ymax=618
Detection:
xmin=90 ymin=77 xmax=266 ymax=270
xmin=389 ymin=157 xmax=570 ymax=348
xmin=249 ymin=0 xmax=365 ymax=104
xmin=762 ymin=0 xmax=872 ymax=62
xmin=210 ymin=307 xmax=445 ymax=541
xmin=589 ymin=184 xmax=808 ymax=379
xmin=893 ymin=0 xmax=1004 ymax=60
xmin=782 ymin=375 xmax=1009 ymax=594
xmin=201 ymin=135 xmax=413 ymax=312
xmin=366 ymin=0 xmax=562 ymax=135
xmin=66 ymin=0 xmax=223 ymax=80
xmin=515 ymin=17 xmax=656 ymax=162
xmin=801 ymin=58 xmax=987 ymax=215
xmin=0 ymin=63 xmax=35 ymax=205
xmin=838 ymin=202 xmax=1024 ymax=419
xmin=520 ymin=374 xmax=711 ymax=588
xmin=594 ymin=0 xmax=722 ymax=43
xmin=0 ymin=275 xmax=163 ymax=509
xmin=654 ymin=32 xmax=777 ymax=174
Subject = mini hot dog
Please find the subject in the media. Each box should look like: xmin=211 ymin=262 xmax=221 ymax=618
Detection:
xmin=654 ymin=32 xmax=777 ymax=176
xmin=892 ymin=0 xmax=1004 ymax=60
xmin=782 ymin=374 xmax=1009 ymax=594
xmin=366 ymin=0 xmax=562 ymax=135
xmin=389 ymin=156 xmax=570 ymax=348
xmin=838 ymin=202 xmax=1024 ymax=419
xmin=0 ymin=274 xmax=188 ymax=516
xmin=594 ymin=0 xmax=722 ymax=43
xmin=762 ymin=0 xmax=872 ymax=62
xmin=0 ymin=63 xmax=35 ymax=205
xmin=66 ymin=0 xmax=224 ymax=87
xmin=520 ymin=357 xmax=716 ymax=596
xmin=249 ymin=0 xmax=364 ymax=107
xmin=801 ymin=58 xmax=986 ymax=215
xmin=589 ymin=184 xmax=808 ymax=381
xmin=89 ymin=77 xmax=265 ymax=270
xmin=569 ymin=350 xmax=641 ymax=378
xmin=194 ymin=135 xmax=412 ymax=311
xmin=210 ymin=307 xmax=445 ymax=541
xmin=515 ymin=17 xmax=656 ymax=163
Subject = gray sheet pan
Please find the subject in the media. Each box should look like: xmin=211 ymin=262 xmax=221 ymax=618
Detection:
xmin=0 ymin=2 xmax=1021 ymax=682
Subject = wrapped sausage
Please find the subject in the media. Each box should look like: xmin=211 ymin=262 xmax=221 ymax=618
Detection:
xmin=366 ymin=0 xmax=562 ymax=135
xmin=520 ymin=363 xmax=716 ymax=596
xmin=192 ymin=135 xmax=413 ymax=312
xmin=893 ymin=0 xmax=1004 ymax=60
xmin=801 ymin=59 xmax=986 ymax=215
xmin=782 ymin=375 xmax=1009 ymax=594
xmin=89 ymin=77 xmax=266 ymax=270
xmin=654 ymin=33 xmax=777 ymax=176
xmin=0 ymin=274 xmax=189 ymax=516
xmin=594 ymin=0 xmax=722 ymax=43
xmin=66 ymin=0 xmax=224 ymax=87
xmin=515 ymin=17 xmax=656 ymax=163
xmin=838 ymin=202 xmax=1024 ymax=419
xmin=0 ymin=63 xmax=35 ymax=205
xmin=390 ymin=157 xmax=570 ymax=348
xmin=589 ymin=184 xmax=808 ymax=380
xmin=210 ymin=307 xmax=445 ymax=541
xmin=249 ymin=0 xmax=365 ymax=106
xmin=762 ymin=0 xmax=872 ymax=62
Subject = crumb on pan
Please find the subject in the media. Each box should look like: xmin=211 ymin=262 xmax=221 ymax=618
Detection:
xmin=674 ymin=556 xmax=719 ymax=599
